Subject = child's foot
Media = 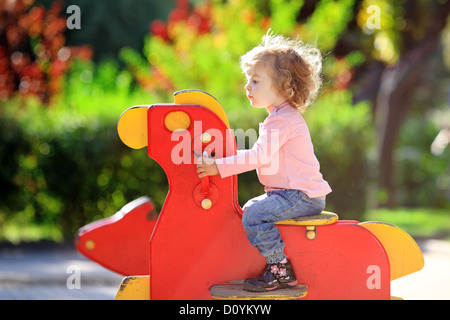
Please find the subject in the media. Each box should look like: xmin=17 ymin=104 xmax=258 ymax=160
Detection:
xmin=243 ymin=259 xmax=298 ymax=292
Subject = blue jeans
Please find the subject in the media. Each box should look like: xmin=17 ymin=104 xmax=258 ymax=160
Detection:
xmin=242 ymin=189 xmax=326 ymax=264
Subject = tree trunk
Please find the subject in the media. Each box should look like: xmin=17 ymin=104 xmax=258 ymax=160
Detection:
xmin=375 ymin=63 xmax=423 ymax=207
xmin=374 ymin=0 xmax=450 ymax=207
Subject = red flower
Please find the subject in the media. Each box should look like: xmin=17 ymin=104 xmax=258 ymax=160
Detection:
xmin=150 ymin=20 xmax=169 ymax=42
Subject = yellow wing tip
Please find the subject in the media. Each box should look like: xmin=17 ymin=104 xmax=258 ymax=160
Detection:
xmin=115 ymin=276 xmax=150 ymax=300
xmin=359 ymin=221 xmax=425 ymax=280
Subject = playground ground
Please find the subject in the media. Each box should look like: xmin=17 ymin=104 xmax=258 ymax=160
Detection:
xmin=0 ymin=238 xmax=449 ymax=300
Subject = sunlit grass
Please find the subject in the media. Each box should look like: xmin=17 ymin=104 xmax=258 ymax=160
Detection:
xmin=364 ymin=207 xmax=450 ymax=240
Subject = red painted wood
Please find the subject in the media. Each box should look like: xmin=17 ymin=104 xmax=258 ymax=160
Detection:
xmin=75 ymin=197 xmax=157 ymax=276
xmin=147 ymin=104 xmax=390 ymax=300
xmin=280 ymin=222 xmax=390 ymax=300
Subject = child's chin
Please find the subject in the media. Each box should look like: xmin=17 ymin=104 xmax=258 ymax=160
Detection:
xmin=250 ymin=102 xmax=263 ymax=109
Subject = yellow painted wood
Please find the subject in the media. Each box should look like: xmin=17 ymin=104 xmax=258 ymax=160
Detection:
xmin=173 ymin=89 xmax=231 ymax=128
xmin=117 ymin=106 xmax=148 ymax=149
xmin=276 ymin=211 xmax=338 ymax=226
xmin=164 ymin=110 xmax=191 ymax=132
xmin=115 ymin=275 xmax=150 ymax=300
xmin=359 ymin=221 xmax=425 ymax=281
xmin=210 ymin=284 xmax=307 ymax=300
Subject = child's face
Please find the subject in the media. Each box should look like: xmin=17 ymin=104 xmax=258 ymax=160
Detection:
xmin=244 ymin=64 xmax=285 ymax=112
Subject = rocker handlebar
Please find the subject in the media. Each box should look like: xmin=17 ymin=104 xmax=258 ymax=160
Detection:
xmin=194 ymin=150 xmax=212 ymax=197
xmin=200 ymin=151 xmax=212 ymax=196
xmin=201 ymin=176 xmax=211 ymax=196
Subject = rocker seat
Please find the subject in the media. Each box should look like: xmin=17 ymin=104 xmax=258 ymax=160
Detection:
xmin=276 ymin=211 xmax=338 ymax=240
xmin=276 ymin=211 xmax=338 ymax=226
xmin=210 ymin=284 xmax=307 ymax=300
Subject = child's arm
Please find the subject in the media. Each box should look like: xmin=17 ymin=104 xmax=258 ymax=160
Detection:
xmin=197 ymin=115 xmax=291 ymax=179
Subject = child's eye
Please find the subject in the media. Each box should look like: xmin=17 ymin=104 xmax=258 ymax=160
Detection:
xmin=252 ymin=80 xmax=258 ymax=84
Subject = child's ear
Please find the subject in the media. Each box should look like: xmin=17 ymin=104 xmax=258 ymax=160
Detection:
xmin=117 ymin=106 xmax=148 ymax=149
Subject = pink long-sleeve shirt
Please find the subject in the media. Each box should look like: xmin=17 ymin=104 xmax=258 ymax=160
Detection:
xmin=215 ymin=102 xmax=332 ymax=198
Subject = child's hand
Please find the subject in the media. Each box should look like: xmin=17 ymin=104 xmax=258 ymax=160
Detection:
xmin=197 ymin=156 xmax=219 ymax=178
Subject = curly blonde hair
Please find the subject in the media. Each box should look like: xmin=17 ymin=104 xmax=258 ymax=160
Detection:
xmin=240 ymin=31 xmax=322 ymax=112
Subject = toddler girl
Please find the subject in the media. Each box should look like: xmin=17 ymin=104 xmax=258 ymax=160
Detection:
xmin=197 ymin=32 xmax=332 ymax=292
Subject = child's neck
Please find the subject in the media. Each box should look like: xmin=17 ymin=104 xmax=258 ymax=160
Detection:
xmin=266 ymin=100 xmax=288 ymax=113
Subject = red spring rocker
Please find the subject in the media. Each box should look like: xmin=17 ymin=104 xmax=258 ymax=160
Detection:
xmin=74 ymin=89 xmax=424 ymax=300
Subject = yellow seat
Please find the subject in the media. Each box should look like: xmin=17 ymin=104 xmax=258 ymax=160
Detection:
xmin=276 ymin=211 xmax=338 ymax=240
xmin=276 ymin=211 xmax=338 ymax=226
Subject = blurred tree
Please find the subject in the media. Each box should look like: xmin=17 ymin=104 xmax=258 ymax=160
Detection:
xmin=352 ymin=0 xmax=450 ymax=207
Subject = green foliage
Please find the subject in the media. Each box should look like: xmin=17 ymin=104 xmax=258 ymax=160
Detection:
xmin=0 ymin=62 xmax=169 ymax=241
xmin=395 ymin=113 xmax=450 ymax=208
xmin=269 ymin=0 xmax=304 ymax=34
xmin=305 ymin=90 xmax=374 ymax=219
xmin=0 ymin=99 xmax=169 ymax=240
xmin=304 ymin=0 xmax=356 ymax=51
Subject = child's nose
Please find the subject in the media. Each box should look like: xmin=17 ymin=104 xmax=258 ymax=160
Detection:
xmin=245 ymin=82 xmax=251 ymax=91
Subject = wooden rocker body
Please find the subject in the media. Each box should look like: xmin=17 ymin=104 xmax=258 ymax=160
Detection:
xmin=75 ymin=90 xmax=424 ymax=300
